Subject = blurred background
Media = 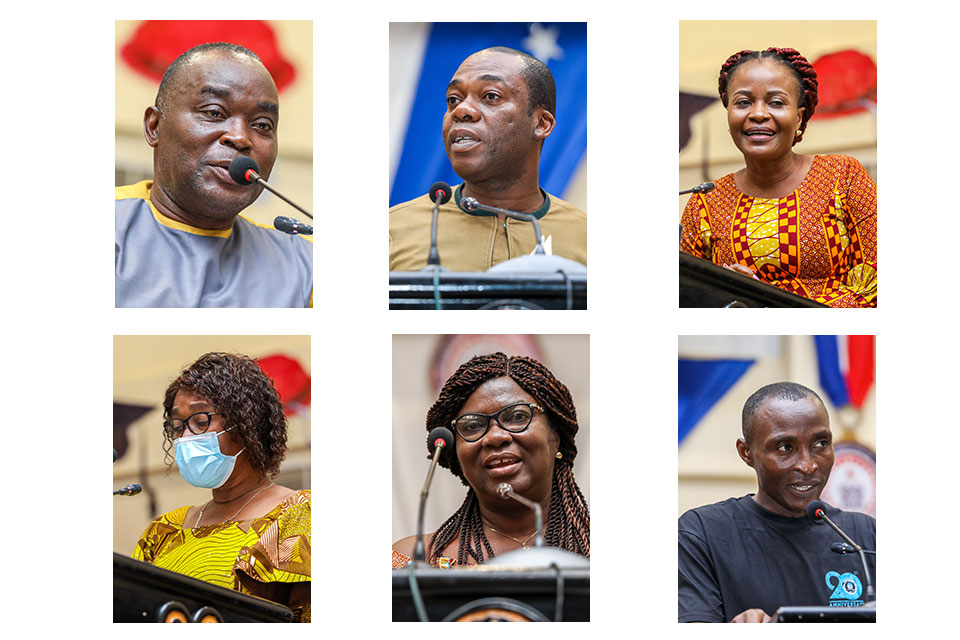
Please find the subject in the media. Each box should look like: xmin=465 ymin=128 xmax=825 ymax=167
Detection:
xmin=390 ymin=22 xmax=586 ymax=211
xmin=115 ymin=20 xmax=312 ymax=228
xmin=113 ymin=335 xmax=311 ymax=555
xmin=679 ymin=20 xmax=876 ymax=219
xmin=678 ymin=335 xmax=876 ymax=517
xmin=392 ymin=334 xmax=589 ymax=543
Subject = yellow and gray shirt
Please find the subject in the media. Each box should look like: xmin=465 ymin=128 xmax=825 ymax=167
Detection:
xmin=389 ymin=185 xmax=586 ymax=271
xmin=116 ymin=181 xmax=312 ymax=307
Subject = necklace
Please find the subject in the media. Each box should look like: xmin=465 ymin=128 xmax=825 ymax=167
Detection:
xmin=195 ymin=482 xmax=273 ymax=528
xmin=486 ymin=522 xmax=539 ymax=549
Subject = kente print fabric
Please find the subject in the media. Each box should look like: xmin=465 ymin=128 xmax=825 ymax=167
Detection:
xmin=134 ymin=490 xmax=311 ymax=622
xmin=392 ymin=549 xmax=457 ymax=569
xmin=681 ymin=154 xmax=877 ymax=307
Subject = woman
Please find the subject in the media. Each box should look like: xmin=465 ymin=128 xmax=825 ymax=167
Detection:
xmin=681 ymin=47 xmax=877 ymax=307
xmin=133 ymin=352 xmax=311 ymax=622
xmin=392 ymin=353 xmax=589 ymax=568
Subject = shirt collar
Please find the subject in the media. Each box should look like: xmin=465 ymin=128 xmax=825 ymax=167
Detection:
xmin=453 ymin=184 xmax=552 ymax=220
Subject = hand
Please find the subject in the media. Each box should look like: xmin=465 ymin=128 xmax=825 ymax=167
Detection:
xmin=730 ymin=608 xmax=772 ymax=623
xmin=722 ymin=263 xmax=760 ymax=280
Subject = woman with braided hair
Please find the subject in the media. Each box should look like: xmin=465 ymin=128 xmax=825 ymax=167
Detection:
xmin=392 ymin=353 xmax=589 ymax=568
xmin=681 ymin=47 xmax=877 ymax=307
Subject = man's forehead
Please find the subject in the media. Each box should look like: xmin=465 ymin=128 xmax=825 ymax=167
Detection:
xmin=172 ymin=51 xmax=278 ymax=99
xmin=755 ymin=396 xmax=829 ymax=432
xmin=450 ymin=51 xmax=526 ymax=87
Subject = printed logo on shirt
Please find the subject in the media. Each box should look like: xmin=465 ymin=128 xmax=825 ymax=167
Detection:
xmin=825 ymin=571 xmax=864 ymax=607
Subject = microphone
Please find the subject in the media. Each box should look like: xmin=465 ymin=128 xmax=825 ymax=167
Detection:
xmin=461 ymin=197 xmax=546 ymax=255
xmin=831 ymin=542 xmax=876 ymax=556
xmin=495 ymin=483 xmax=544 ymax=548
xmin=425 ymin=182 xmax=451 ymax=267
xmin=678 ymin=182 xmax=715 ymax=196
xmin=413 ymin=427 xmax=455 ymax=563
xmin=113 ymin=483 xmax=142 ymax=496
xmin=274 ymin=216 xmax=313 ymax=236
xmin=807 ymin=500 xmax=875 ymax=601
xmin=227 ymin=156 xmax=313 ymax=220
xmin=113 ymin=448 xmax=118 ymax=463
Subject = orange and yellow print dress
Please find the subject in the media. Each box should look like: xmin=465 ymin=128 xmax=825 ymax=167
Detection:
xmin=133 ymin=490 xmax=311 ymax=622
xmin=680 ymin=154 xmax=877 ymax=307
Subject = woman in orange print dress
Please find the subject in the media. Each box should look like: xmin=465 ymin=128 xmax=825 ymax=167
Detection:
xmin=680 ymin=48 xmax=877 ymax=307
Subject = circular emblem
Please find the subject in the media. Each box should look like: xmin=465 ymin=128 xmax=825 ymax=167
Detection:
xmin=821 ymin=441 xmax=876 ymax=516
xmin=443 ymin=597 xmax=549 ymax=622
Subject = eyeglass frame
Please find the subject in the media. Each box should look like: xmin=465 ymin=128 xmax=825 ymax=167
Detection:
xmin=162 ymin=411 xmax=221 ymax=438
xmin=450 ymin=402 xmax=545 ymax=442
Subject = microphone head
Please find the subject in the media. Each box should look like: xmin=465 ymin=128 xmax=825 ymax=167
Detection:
xmin=228 ymin=156 xmax=260 ymax=185
xmin=113 ymin=448 xmax=118 ymax=462
xmin=496 ymin=483 xmax=512 ymax=499
xmin=806 ymin=499 xmax=827 ymax=521
xmin=127 ymin=483 xmax=143 ymax=495
xmin=428 ymin=181 xmax=452 ymax=204
xmin=427 ymin=427 xmax=454 ymax=455
xmin=696 ymin=182 xmax=715 ymax=194
xmin=831 ymin=542 xmax=855 ymax=555
xmin=461 ymin=196 xmax=479 ymax=211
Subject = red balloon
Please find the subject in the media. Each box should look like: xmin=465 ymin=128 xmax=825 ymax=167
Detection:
xmin=120 ymin=20 xmax=296 ymax=92
xmin=811 ymin=49 xmax=876 ymax=119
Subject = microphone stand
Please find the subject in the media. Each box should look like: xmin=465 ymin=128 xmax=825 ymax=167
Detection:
xmin=811 ymin=504 xmax=875 ymax=602
xmin=496 ymin=483 xmax=544 ymax=548
xmin=245 ymin=169 xmax=313 ymax=219
xmin=461 ymin=197 xmax=546 ymax=255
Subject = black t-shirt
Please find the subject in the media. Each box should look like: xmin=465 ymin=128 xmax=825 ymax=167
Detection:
xmin=678 ymin=495 xmax=876 ymax=622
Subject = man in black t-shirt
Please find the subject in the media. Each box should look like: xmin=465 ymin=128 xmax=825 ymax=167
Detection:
xmin=678 ymin=382 xmax=876 ymax=623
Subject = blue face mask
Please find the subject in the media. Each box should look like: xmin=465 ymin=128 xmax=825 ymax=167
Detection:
xmin=174 ymin=428 xmax=245 ymax=489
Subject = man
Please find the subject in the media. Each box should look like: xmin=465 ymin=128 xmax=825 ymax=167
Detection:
xmin=678 ymin=382 xmax=876 ymax=623
xmin=116 ymin=42 xmax=312 ymax=307
xmin=389 ymin=47 xmax=586 ymax=271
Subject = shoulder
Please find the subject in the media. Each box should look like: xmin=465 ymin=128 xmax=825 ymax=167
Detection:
xmin=679 ymin=496 xmax=746 ymax=533
xmin=389 ymin=193 xmax=433 ymax=217
xmin=138 ymin=505 xmax=191 ymax=540
xmin=814 ymin=154 xmax=872 ymax=180
xmin=116 ymin=181 xmax=152 ymax=202
xmin=544 ymin=191 xmax=586 ymax=220
xmin=392 ymin=534 xmax=419 ymax=559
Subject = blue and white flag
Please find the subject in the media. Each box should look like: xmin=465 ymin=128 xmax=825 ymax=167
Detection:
xmin=389 ymin=22 xmax=587 ymax=207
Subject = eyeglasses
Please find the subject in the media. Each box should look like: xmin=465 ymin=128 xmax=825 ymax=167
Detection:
xmin=451 ymin=402 xmax=544 ymax=442
xmin=163 ymin=412 xmax=219 ymax=438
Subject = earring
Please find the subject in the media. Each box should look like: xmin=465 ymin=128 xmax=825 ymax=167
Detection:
xmin=555 ymin=451 xmax=563 ymax=459
xmin=796 ymin=129 xmax=802 ymax=136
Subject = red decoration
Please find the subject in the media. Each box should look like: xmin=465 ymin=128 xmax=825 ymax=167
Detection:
xmin=811 ymin=50 xmax=876 ymax=119
xmin=120 ymin=20 xmax=296 ymax=92
xmin=846 ymin=335 xmax=875 ymax=409
xmin=257 ymin=354 xmax=311 ymax=415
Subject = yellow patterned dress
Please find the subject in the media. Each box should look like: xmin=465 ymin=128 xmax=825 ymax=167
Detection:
xmin=680 ymin=154 xmax=877 ymax=307
xmin=133 ymin=489 xmax=311 ymax=622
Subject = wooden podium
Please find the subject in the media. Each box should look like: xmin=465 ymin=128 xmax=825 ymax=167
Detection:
xmin=113 ymin=553 xmax=294 ymax=623
xmin=679 ymin=252 xmax=826 ymax=308
xmin=393 ymin=565 xmax=589 ymax=621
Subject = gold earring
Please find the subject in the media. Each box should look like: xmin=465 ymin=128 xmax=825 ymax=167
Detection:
xmin=555 ymin=451 xmax=563 ymax=459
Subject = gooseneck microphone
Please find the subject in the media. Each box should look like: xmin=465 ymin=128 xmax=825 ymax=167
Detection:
xmin=426 ymin=182 xmax=452 ymax=267
xmin=113 ymin=483 xmax=142 ymax=496
xmin=679 ymin=182 xmax=715 ymax=196
xmin=461 ymin=197 xmax=546 ymax=255
xmin=227 ymin=156 xmax=314 ymax=226
xmin=807 ymin=500 xmax=875 ymax=601
xmin=273 ymin=216 xmax=313 ymax=236
xmin=496 ymin=483 xmax=544 ymax=548
xmin=414 ymin=427 xmax=454 ymax=563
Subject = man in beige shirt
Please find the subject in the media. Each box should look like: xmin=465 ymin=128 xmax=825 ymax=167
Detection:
xmin=389 ymin=47 xmax=586 ymax=272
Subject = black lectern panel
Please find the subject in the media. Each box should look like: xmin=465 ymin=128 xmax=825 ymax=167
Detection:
xmin=114 ymin=553 xmax=293 ymax=623
xmin=392 ymin=567 xmax=589 ymax=621
xmin=679 ymin=252 xmax=826 ymax=308
xmin=389 ymin=271 xmax=587 ymax=310
xmin=776 ymin=605 xmax=876 ymax=622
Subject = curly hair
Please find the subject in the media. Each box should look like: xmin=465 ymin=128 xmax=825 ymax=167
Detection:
xmin=718 ymin=47 xmax=819 ymax=144
xmin=424 ymin=352 xmax=589 ymax=564
xmin=162 ymin=352 xmax=287 ymax=476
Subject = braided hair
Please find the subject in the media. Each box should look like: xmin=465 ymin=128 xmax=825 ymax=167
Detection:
xmin=424 ymin=353 xmax=590 ymax=565
xmin=718 ymin=47 xmax=819 ymax=144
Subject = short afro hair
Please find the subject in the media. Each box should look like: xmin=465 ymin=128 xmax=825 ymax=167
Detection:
xmin=484 ymin=46 xmax=557 ymax=118
xmin=155 ymin=42 xmax=262 ymax=113
xmin=741 ymin=381 xmax=826 ymax=443
xmin=162 ymin=352 xmax=287 ymax=476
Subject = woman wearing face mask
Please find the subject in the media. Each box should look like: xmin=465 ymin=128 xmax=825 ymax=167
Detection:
xmin=133 ymin=352 xmax=310 ymax=622
xmin=392 ymin=353 xmax=589 ymax=569
xmin=680 ymin=47 xmax=877 ymax=307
